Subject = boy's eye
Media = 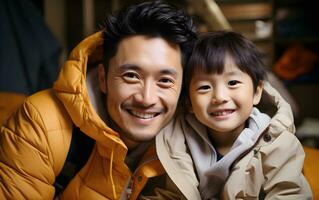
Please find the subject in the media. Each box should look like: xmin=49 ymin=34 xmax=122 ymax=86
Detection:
xmin=197 ymin=85 xmax=211 ymax=91
xmin=122 ymin=72 xmax=139 ymax=82
xmin=228 ymin=80 xmax=240 ymax=86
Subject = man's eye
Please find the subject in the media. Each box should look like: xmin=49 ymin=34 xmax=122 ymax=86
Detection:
xmin=228 ymin=80 xmax=240 ymax=86
xmin=158 ymin=78 xmax=174 ymax=88
xmin=122 ymin=72 xmax=139 ymax=82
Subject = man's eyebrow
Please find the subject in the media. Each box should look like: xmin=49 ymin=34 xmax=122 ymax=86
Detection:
xmin=160 ymin=68 xmax=178 ymax=76
xmin=119 ymin=63 xmax=140 ymax=71
xmin=119 ymin=64 xmax=178 ymax=76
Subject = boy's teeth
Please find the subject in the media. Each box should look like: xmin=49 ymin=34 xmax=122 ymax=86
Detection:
xmin=213 ymin=110 xmax=232 ymax=116
xmin=131 ymin=110 xmax=156 ymax=119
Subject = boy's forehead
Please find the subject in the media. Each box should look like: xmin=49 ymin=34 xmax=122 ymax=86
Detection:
xmin=192 ymin=62 xmax=244 ymax=78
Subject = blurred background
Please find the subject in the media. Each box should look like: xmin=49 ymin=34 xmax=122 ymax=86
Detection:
xmin=1 ymin=0 xmax=319 ymax=149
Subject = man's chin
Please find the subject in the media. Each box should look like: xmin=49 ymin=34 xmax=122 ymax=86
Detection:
xmin=127 ymin=132 xmax=157 ymax=142
xmin=120 ymin=130 xmax=159 ymax=148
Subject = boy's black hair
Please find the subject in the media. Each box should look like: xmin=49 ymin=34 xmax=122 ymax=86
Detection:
xmin=185 ymin=31 xmax=267 ymax=92
xmin=101 ymin=0 xmax=197 ymax=71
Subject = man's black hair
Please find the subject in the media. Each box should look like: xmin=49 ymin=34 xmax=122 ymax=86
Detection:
xmin=101 ymin=0 xmax=197 ymax=71
xmin=185 ymin=31 xmax=267 ymax=93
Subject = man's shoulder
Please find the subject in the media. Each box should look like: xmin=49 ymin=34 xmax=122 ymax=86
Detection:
xmin=25 ymin=89 xmax=73 ymax=131
xmin=27 ymin=89 xmax=60 ymax=107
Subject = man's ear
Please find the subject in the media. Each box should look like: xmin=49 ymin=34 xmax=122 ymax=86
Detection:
xmin=253 ymin=81 xmax=264 ymax=105
xmin=98 ymin=63 xmax=107 ymax=94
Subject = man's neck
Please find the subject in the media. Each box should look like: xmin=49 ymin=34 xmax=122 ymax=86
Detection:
xmin=120 ymin=134 xmax=140 ymax=150
xmin=125 ymin=140 xmax=153 ymax=171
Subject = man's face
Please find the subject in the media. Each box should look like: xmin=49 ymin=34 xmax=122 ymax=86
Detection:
xmin=99 ymin=35 xmax=183 ymax=148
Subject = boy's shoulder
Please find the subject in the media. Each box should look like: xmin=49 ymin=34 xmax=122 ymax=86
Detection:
xmin=257 ymin=128 xmax=303 ymax=157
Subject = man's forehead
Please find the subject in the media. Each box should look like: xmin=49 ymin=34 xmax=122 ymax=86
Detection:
xmin=110 ymin=35 xmax=182 ymax=68
xmin=117 ymin=35 xmax=179 ymax=50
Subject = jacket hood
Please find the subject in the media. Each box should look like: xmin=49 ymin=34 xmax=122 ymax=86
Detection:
xmin=53 ymin=32 xmax=128 ymax=160
xmin=262 ymin=81 xmax=296 ymax=136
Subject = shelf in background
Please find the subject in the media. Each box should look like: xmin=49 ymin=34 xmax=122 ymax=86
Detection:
xmin=219 ymin=2 xmax=271 ymax=21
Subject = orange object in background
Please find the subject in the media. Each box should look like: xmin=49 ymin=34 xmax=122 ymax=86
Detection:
xmin=303 ymin=146 xmax=319 ymax=199
xmin=273 ymin=44 xmax=319 ymax=80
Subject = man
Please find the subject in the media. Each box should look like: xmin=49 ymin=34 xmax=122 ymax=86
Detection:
xmin=0 ymin=1 xmax=199 ymax=199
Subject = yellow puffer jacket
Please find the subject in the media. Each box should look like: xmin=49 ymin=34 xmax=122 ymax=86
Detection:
xmin=0 ymin=32 xmax=200 ymax=200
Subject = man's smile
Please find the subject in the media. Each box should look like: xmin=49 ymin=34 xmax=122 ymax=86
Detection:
xmin=127 ymin=109 xmax=161 ymax=119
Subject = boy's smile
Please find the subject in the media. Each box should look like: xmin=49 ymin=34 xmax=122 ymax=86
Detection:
xmin=210 ymin=109 xmax=235 ymax=119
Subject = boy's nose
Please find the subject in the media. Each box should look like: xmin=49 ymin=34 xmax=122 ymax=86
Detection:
xmin=211 ymin=87 xmax=228 ymax=104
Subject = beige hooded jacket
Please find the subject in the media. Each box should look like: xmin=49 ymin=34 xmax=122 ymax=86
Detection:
xmin=219 ymin=83 xmax=312 ymax=199
xmin=160 ymin=82 xmax=312 ymax=199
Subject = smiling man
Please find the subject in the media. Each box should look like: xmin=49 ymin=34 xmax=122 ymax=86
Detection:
xmin=99 ymin=35 xmax=183 ymax=148
xmin=0 ymin=1 xmax=199 ymax=200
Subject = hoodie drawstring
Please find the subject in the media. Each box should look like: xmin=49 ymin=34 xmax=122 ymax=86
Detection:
xmin=109 ymin=147 xmax=117 ymax=199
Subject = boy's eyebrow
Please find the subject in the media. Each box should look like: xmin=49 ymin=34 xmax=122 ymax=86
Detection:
xmin=119 ymin=63 xmax=178 ymax=76
xmin=192 ymin=69 xmax=243 ymax=79
xmin=224 ymin=70 xmax=243 ymax=76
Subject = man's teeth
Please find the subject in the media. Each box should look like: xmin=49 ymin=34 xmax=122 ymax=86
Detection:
xmin=212 ymin=110 xmax=233 ymax=116
xmin=130 ymin=110 xmax=157 ymax=119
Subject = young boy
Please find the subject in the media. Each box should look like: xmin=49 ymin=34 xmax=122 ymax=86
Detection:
xmin=182 ymin=31 xmax=312 ymax=199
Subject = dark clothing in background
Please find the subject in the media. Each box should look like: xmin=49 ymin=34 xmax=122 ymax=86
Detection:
xmin=0 ymin=0 xmax=61 ymax=95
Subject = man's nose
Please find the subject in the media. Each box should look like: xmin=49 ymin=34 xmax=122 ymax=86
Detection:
xmin=134 ymin=81 xmax=158 ymax=106
xmin=211 ymin=86 xmax=228 ymax=104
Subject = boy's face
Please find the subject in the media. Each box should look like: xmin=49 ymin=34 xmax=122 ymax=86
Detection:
xmin=98 ymin=35 xmax=183 ymax=149
xmin=189 ymin=54 xmax=263 ymax=136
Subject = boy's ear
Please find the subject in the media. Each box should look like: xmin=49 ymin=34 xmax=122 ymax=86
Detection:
xmin=253 ymin=81 xmax=264 ymax=105
xmin=98 ymin=63 xmax=107 ymax=94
